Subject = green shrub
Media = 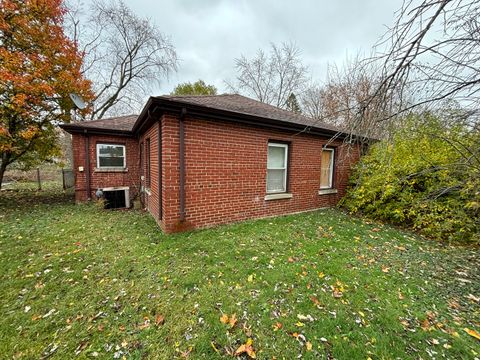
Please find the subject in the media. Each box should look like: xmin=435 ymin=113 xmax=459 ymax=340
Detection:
xmin=342 ymin=113 xmax=479 ymax=243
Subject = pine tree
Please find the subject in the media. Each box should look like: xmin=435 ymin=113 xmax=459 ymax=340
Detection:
xmin=285 ymin=93 xmax=302 ymax=113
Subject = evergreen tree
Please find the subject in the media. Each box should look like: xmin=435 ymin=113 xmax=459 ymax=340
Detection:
xmin=285 ymin=93 xmax=302 ymax=113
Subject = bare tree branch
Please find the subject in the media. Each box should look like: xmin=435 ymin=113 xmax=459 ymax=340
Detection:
xmin=227 ymin=42 xmax=309 ymax=109
xmin=66 ymin=0 xmax=178 ymax=119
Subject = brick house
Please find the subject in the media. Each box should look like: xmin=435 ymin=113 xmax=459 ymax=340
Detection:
xmin=61 ymin=94 xmax=361 ymax=233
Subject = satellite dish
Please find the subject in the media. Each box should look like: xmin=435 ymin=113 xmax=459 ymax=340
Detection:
xmin=69 ymin=93 xmax=86 ymax=110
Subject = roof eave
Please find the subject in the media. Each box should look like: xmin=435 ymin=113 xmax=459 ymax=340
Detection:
xmin=59 ymin=124 xmax=134 ymax=137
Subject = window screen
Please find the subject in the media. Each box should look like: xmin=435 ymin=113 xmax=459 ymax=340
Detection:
xmin=267 ymin=143 xmax=288 ymax=193
xmin=320 ymin=148 xmax=334 ymax=189
xmin=96 ymin=144 xmax=125 ymax=168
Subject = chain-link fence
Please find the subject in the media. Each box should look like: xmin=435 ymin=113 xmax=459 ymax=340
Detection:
xmin=2 ymin=166 xmax=73 ymax=191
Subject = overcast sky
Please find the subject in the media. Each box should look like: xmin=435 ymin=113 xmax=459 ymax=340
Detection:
xmin=122 ymin=0 xmax=403 ymax=95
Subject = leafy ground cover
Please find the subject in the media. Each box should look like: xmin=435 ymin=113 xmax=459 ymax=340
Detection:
xmin=0 ymin=183 xmax=479 ymax=359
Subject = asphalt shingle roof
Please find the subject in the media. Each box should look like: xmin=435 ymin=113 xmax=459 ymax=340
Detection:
xmin=160 ymin=94 xmax=341 ymax=133
xmin=61 ymin=94 xmax=344 ymax=135
xmin=64 ymin=114 xmax=138 ymax=132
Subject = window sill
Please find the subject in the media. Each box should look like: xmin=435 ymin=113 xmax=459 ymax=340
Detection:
xmin=265 ymin=193 xmax=293 ymax=201
xmin=318 ymin=188 xmax=338 ymax=195
xmin=94 ymin=167 xmax=128 ymax=173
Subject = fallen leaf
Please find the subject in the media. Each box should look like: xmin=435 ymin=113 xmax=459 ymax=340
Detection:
xmin=306 ymin=341 xmax=312 ymax=351
xmin=273 ymin=322 xmax=282 ymax=331
xmin=138 ymin=317 xmax=150 ymax=330
xmin=400 ymin=319 xmax=410 ymax=329
xmin=333 ymin=290 xmax=343 ymax=298
xmin=297 ymin=314 xmax=314 ymax=322
xmin=235 ymin=338 xmax=256 ymax=359
xmin=229 ymin=313 xmax=237 ymax=328
xmin=464 ymin=328 xmax=480 ymax=340
xmin=310 ymin=296 xmax=321 ymax=306
xmin=220 ymin=314 xmax=229 ymax=325
xmin=42 ymin=309 xmax=56 ymax=318
xmin=155 ymin=314 xmax=165 ymax=326
xmin=210 ymin=341 xmax=220 ymax=354
xmin=421 ymin=319 xmax=431 ymax=331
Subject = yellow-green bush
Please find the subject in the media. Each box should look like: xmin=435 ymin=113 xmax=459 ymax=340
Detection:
xmin=342 ymin=114 xmax=479 ymax=243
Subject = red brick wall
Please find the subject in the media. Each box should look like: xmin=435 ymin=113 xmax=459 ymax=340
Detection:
xmin=139 ymin=122 xmax=160 ymax=220
xmin=71 ymin=134 xmax=140 ymax=202
xmin=72 ymin=115 xmax=360 ymax=233
xmin=159 ymin=114 xmax=361 ymax=233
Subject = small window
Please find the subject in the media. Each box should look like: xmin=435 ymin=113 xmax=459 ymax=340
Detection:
xmin=96 ymin=144 xmax=126 ymax=168
xmin=145 ymin=138 xmax=151 ymax=188
xmin=320 ymin=148 xmax=334 ymax=189
xmin=267 ymin=142 xmax=288 ymax=193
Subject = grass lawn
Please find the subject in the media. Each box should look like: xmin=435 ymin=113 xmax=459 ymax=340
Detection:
xmin=1 ymin=183 xmax=479 ymax=359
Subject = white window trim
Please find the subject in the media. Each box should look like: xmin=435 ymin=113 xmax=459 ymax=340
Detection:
xmin=96 ymin=143 xmax=126 ymax=169
xmin=266 ymin=142 xmax=288 ymax=194
xmin=320 ymin=148 xmax=335 ymax=189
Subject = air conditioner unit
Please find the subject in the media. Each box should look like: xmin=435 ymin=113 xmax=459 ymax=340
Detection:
xmin=101 ymin=186 xmax=130 ymax=209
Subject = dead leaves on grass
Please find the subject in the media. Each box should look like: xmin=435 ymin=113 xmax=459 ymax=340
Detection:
xmin=234 ymin=338 xmax=256 ymax=358
xmin=331 ymin=280 xmax=347 ymax=299
xmin=464 ymin=328 xmax=480 ymax=341
xmin=220 ymin=313 xmax=237 ymax=328
xmin=272 ymin=322 xmax=283 ymax=331
xmin=155 ymin=314 xmax=165 ymax=326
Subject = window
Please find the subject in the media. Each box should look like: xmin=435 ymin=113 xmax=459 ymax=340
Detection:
xmin=267 ymin=142 xmax=288 ymax=193
xmin=96 ymin=143 xmax=126 ymax=168
xmin=320 ymin=148 xmax=334 ymax=189
xmin=145 ymin=138 xmax=151 ymax=188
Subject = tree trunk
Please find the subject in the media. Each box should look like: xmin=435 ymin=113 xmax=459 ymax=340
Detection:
xmin=0 ymin=162 xmax=7 ymax=190
xmin=0 ymin=153 xmax=11 ymax=190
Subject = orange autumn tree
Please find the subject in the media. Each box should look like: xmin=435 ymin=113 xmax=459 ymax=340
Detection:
xmin=0 ymin=0 xmax=92 ymax=188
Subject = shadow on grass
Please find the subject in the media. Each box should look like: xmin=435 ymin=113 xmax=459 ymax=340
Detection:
xmin=0 ymin=181 xmax=75 ymax=209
